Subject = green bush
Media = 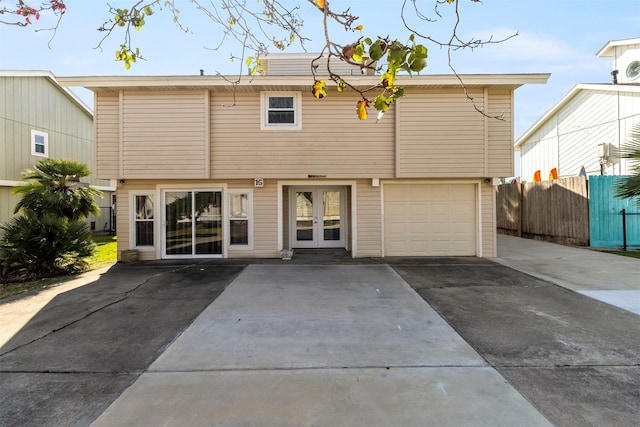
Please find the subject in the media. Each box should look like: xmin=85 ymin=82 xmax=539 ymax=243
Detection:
xmin=0 ymin=158 xmax=101 ymax=283
xmin=0 ymin=212 xmax=96 ymax=282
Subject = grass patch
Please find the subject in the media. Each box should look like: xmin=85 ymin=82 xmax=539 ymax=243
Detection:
xmin=596 ymin=249 xmax=640 ymax=259
xmin=88 ymin=234 xmax=118 ymax=270
xmin=0 ymin=234 xmax=117 ymax=300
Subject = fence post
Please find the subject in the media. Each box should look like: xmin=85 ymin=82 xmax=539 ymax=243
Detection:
xmin=621 ymin=209 xmax=627 ymax=251
xmin=517 ymin=183 xmax=523 ymax=237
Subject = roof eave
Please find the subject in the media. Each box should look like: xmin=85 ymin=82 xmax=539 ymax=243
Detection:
xmin=57 ymin=73 xmax=550 ymax=92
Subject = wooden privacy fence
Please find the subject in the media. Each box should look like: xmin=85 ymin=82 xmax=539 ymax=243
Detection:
xmin=496 ymin=176 xmax=590 ymax=245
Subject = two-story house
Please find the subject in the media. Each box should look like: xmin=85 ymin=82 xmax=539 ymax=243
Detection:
xmin=0 ymin=71 xmax=115 ymax=231
xmin=516 ymin=38 xmax=640 ymax=181
xmin=59 ymin=56 xmax=548 ymax=260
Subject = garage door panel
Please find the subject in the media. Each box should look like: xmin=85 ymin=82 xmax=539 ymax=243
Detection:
xmin=384 ymin=184 xmax=476 ymax=256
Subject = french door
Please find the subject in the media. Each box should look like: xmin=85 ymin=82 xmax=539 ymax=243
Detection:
xmin=291 ymin=187 xmax=345 ymax=249
xmin=163 ymin=190 xmax=222 ymax=258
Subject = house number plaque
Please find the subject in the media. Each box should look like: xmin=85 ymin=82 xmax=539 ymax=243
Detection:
xmin=254 ymin=178 xmax=264 ymax=188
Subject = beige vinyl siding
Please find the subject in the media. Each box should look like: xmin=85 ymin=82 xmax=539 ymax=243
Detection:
xmin=396 ymin=89 xmax=486 ymax=178
xmin=116 ymin=185 xmax=130 ymax=261
xmin=210 ymin=92 xmax=395 ymax=179
xmin=95 ymin=92 xmax=120 ymax=179
xmin=264 ymin=56 xmax=372 ymax=76
xmin=487 ymin=89 xmax=514 ymax=177
xmin=122 ymin=91 xmax=208 ymax=179
xmin=355 ymin=180 xmax=382 ymax=257
xmin=228 ymin=179 xmax=280 ymax=258
xmin=482 ymin=183 xmax=496 ymax=257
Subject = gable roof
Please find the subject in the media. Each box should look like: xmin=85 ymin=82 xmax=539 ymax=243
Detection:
xmin=514 ymin=83 xmax=640 ymax=148
xmin=0 ymin=70 xmax=93 ymax=118
xmin=597 ymin=38 xmax=640 ymax=57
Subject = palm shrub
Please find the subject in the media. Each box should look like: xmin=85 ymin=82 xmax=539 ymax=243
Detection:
xmin=617 ymin=124 xmax=640 ymax=205
xmin=0 ymin=159 xmax=101 ymax=282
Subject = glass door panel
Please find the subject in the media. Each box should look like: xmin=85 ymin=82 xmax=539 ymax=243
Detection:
xmin=165 ymin=191 xmax=192 ymax=255
xmin=195 ymin=191 xmax=222 ymax=255
xmin=164 ymin=190 xmax=222 ymax=257
xmin=296 ymin=191 xmax=314 ymax=242
xmin=323 ymin=190 xmax=341 ymax=242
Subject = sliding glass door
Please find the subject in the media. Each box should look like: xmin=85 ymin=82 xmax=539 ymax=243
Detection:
xmin=163 ymin=190 xmax=222 ymax=257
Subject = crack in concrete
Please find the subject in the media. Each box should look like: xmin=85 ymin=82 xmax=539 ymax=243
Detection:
xmin=0 ymin=264 xmax=198 ymax=357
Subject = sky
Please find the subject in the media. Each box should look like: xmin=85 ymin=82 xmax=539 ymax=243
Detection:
xmin=1 ymin=0 xmax=640 ymax=173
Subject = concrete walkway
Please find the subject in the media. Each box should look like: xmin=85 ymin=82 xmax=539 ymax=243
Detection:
xmin=92 ymin=265 xmax=551 ymax=426
xmin=495 ymin=235 xmax=640 ymax=315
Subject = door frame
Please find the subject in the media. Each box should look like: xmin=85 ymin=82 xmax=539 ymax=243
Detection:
xmin=159 ymin=186 xmax=226 ymax=259
xmin=289 ymin=186 xmax=347 ymax=249
xmin=278 ymin=181 xmax=356 ymax=255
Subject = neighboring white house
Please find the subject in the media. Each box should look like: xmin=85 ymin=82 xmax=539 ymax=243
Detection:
xmin=0 ymin=71 xmax=116 ymax=230
xmin=515 ymin=38 xmax=640 ymax=182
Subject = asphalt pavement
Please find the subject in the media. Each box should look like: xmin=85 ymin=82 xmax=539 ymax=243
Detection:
xmin=0 ymin=236 xmax=638 ymax=426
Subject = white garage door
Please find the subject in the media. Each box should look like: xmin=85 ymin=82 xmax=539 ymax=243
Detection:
xmin=384 ymin=184 xmax=477 ymax=256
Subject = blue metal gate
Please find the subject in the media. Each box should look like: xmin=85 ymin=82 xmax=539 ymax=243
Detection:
xmin=589 ymin=176 xmax=640 ymax=249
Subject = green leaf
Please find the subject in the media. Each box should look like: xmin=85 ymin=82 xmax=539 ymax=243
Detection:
xmin=374 ymin=96 xmax=390 ymax=112
xmin=413 ymin=44 xmax=428 ymax=59
xmin=409 ymin=57 xmax=427 ymax=73
xmin=369 ymin=40 xmax=383 ymax=61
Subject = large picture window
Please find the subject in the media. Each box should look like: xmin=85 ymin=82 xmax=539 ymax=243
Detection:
xmin=229 ymin=190 xmax=252 ymax=248
xmin=261 ymin=92 xmax=301 ymax=130
xmin=134 ymin=194 xmax=154 ymax=247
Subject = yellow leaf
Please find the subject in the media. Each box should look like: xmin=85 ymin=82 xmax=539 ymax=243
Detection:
xmin=315 ymin=0 xmax=325 ymax=10
xmin=312 ymin=80 xmax=327 ymax=99
xmin=356 ymin=100 xmax=368 ymax=120
xmin=355 ymin=25 xmax=363 ymax=31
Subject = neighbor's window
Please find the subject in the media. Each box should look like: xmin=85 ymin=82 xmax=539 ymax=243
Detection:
xmin=31 ymin=130 xmax=48 ymax=157
xmin=261 ymin=92 xmax=301 ymax=130
xmin=134 ymin=194 xmax=154 ymax=247
xmin=229 ymin=190 xmax=252 ymax=247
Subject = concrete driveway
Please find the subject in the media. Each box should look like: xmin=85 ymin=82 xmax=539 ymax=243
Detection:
xmin=1 ymin=237 xmax=639 ymax=426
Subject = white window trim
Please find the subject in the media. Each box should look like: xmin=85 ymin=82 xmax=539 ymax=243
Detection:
xmin=130 ymin=191 xmax=156 ymax=251
xmin=228 ymin=189 xmax=253 ymax=250
xmin=260 ymin=91 xmax=302 ymax=130
xmin=31 ymin=129 xmax=48 ymax=157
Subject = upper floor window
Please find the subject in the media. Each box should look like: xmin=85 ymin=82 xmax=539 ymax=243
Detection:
xmin=261 ymin=92 xmax=302 ymax=130
xmin=31 ymin=130 xmax=48 ymax=157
